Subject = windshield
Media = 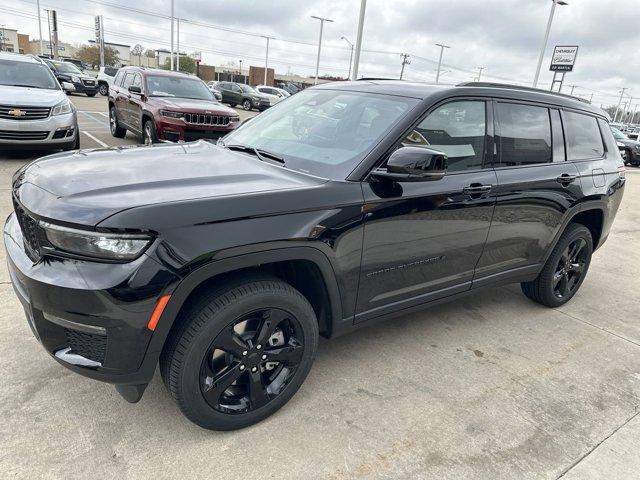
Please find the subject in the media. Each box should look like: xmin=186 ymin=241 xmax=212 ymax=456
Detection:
xmin=611 ymin=127 xmax=626 ymax=140
xmin=240 ymin=84 xmax=258 ymax=94
xmin=0 ymin=60 xmax=59 ymax=90
xmin=54 ymin=62 xmax=83 ymax=74
xmin=222 ymin=89 xmax=418 ymax=178
xmin=145 ymin=75 xmax=214 ymax=100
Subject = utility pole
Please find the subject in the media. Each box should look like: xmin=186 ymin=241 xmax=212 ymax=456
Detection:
xmin=533 ymin=0 xmax=568 ymax=87
xmin=311 ymin=16 xmax=333 ymax=85
xmin=435 ymin=43 xmax=450 ymax=84
xmin=261 ymin=36 xmax=272 ymax=85
xmin=341 ymin=36 xmax=354 ymax=80
xmin=569 ymin=85 xmax=576 ymax=95
xmin=176 ymin=18 xmax=180 ymax=71
xmin=51 ymin=10 xmax=58 ymax=59
xmin=45 ymin=9 xmax=52 ymax=58
xmin=475 ymin=66 xmax=486 ymax=82
xmin=614 ymin=88 xmax=627 ymax=123
xmin=36 ymin=0 xmax=44 ymax=55
xmin=399 ymin=53 xmax=410 ymax=80
xmin=239 ymin=59 xmax=243 ymax=81
xmin=352 ymin=0 xmax=367 ymax=80
xmin=170 ymin=0 xmax=174 ymax=70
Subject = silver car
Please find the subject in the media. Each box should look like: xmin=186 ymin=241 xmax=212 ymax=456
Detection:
xmin=0 ymin=52 xmax=79 ymax=151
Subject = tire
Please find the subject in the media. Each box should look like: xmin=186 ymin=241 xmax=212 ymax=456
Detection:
xmin=143 ymin=119 xmax=158 ymax=145
xmin=160 ymin=277 xmax=318 ymax=430
xmin=109 ymin=107 xmax=126 ymax=138
xmin=242 ymin=99 xmax=252 ymax=111
xmin=86 ymin=92 xmax=97 ymax=97
xmin=61 ymin=133 xmax=80 ymax=151
xmin=622 ymin=149 xmax=630 ymax=165
xmin=228 ymin=103 xmax=237 ymax=108
xmin=521 ymin=223 xmax=593 ymax=308
xmin=98 ymin=83 xmax=108 ymax=96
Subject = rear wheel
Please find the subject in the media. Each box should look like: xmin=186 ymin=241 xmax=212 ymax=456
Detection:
xmin=86 ymin=92 xmax=96 ymax=97
xmin=98 ymin=83 xmax=108 ymax=96
xmin=160 ymin=277 xmax=318 ymax=430
xmin=242 ymin=99 xmax=252 ymax=111
xmin=109 ymin=107 xmax=126 ymax=138
xmin=521 ymin=223 xmax=593 ymax=307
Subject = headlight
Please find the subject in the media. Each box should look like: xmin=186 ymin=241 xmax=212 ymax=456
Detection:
xmin=41 ymin=222 xmax=153 ymax=261
xmin=71 ymin=75 xmax=80 ymax=83
xmin=230 ymin=115 xmax=240 ymax=122
xmin=51 ymin=99 xmax=72 ymax=116
xmin=160 ymin=110 xmax=184 ymax=119
xmin=616 ymin=142 xmax=625 ymax=147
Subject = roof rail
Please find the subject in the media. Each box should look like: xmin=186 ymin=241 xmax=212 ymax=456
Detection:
xmin=456 ymin=81 xmax=591 ymax=104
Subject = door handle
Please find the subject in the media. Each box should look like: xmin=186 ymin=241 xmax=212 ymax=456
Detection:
xmin=556 ymin=174 xmax=577 ymax=185
xmin=463 ymin=184 xmax=492 ymax=195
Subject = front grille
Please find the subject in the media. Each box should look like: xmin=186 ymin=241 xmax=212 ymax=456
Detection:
xmin=13 ymin=200 xmax=40 ymax=260
xmin=64 ymin=329 xmax=107 ymax=364
xmin=81 ymin=79 xmax=96 ymax=86
xmin=184 ymin=113 xmax=230 ymax=126
xmin=0 ymin=130 xmax=49 ymax=141
xmin=184 ymin=129 xmax=226 ymax=142
xmin=0 ymin=105 xmax=51 ymax=120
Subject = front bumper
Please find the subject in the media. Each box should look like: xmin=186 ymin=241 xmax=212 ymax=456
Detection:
xmin=71 ymin=80 xmax=99 ymax=94
xmin=0 ymin=112 xmax=77 ymax=147
xmin=156 ymin=116 xmax=239 ymax=142
xmin=4 ymin=211 xmax=178 ymax=386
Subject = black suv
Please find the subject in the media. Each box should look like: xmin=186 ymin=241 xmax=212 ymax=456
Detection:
xmin=44 ymin=59 xmax=99 ymax=96
xmin=5 ymin=81 xmax=625 ymax=430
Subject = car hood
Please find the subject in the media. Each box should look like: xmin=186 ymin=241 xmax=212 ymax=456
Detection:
xmin=13 ymin=141 xmax=326 ymax=226
xmin=150 ymin=97 xmax=235 ymax=114
xmin=617 ymin=138 xmax=640 ymax=148
xmin=0 ymin=85 xmax=65 ymax=107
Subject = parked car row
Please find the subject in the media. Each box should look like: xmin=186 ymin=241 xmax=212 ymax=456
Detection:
xmin=612 ymin=126 xmax=640 ymax=166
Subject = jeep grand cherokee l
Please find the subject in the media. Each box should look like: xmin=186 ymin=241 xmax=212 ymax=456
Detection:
xmin=109 ymin=67 xmax=240 ymax=144
xmin=5 ymin=81 xmax=625 ymax=430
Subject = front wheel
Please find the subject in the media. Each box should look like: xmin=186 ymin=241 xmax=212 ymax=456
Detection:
xmin=521 ymin=223 xmax=593 ymax=307
xmin=242 ymin=99 xmax=252 ymax=111
xmin=86 ymin=92 xmax=97 ymax=97
xmin=160 ymin=277 xmax=319 ymax=430
xmin=109 ymin=107 xmax=126 ymax=138
xmin=143 ymin=119 xmax=158 ymax=145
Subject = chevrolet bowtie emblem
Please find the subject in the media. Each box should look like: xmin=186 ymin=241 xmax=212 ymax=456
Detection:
xmin=8 ymin=109 xmax=26 ymax=117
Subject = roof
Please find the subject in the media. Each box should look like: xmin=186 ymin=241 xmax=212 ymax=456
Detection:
xmin=0 ymin=51 xmax=43 ymax=64
xmin=315 ymin=79 xmax=605 ymax=117
xmin=120 ymin=66 xmax=195 ymax=78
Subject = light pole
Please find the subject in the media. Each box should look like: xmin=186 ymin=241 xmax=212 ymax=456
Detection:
xmin=475 ymin=66 xmax=486 ymax=82
xmin=170 ymin=0 xmax=174 ymax=70
xmin=341 ymin=36 xmax=354 ymax=80
xmin=36 ymin=0 xmax=44 ymax=55
xmin=399 ymin=53 xmax=410 ymax=80
xmin=239 ymin=59 xmax=243 ymax=81
xmin=261 ymin=36 xmax=273 ymax=85
xmin=435 ymin=43 xmax=450 ymax=84
xmin=533 ymin=0 xmax=568 ymax=88
xmin=352 ymin=0 xmax=367 ymax=80
xmin=311 ymin=16 xmax=333 ymax=85
xmin=45 ymin=9 xmax=53 ymax=58
xmin=176 ymin=18 xmax=180 ymax=71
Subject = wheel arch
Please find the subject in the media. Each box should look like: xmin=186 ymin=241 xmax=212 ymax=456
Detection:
xmin=144 ymin=247 xmax=343 ymax=371
xmin=570 ymin=208 xmax=604 ymax=249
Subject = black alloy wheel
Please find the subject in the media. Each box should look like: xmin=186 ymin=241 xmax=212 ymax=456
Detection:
xmin=552 ymin=238 xmax=588 ymax=299
xmin=200 ymin=308 xmax=304 ymax=414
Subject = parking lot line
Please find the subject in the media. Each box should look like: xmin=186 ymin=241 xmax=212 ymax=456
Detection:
xmin=81 ymin=131 xmax=109 ymax=148
xmin=79 ymin=111 xmax=109 ymax=126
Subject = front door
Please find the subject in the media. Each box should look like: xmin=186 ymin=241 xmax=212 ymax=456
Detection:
xmin=356 ymin=100 xmax=497 ymax=322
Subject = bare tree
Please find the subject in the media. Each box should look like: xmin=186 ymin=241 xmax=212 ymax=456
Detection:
xmin=131 ymin=44 xmax=144 ymax=66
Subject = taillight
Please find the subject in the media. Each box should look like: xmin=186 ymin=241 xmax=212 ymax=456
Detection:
xmin=618 ymin=165 xmax=626 ymax=179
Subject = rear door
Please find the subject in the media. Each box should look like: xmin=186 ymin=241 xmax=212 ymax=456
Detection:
xmin=127 ymin=73 xmax=144 ymax=133
xmin=474 ymin=101 xmax=583 ymax=284
xmin=116 ymin=72 xmax=135 ymax=127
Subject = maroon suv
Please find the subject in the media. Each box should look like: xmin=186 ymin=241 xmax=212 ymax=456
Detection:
xmin=108 ymin=67 xmax=240 ymax=144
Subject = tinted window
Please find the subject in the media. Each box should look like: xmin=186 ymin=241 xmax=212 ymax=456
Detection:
xmin=0 ymin=60 xmax=59 ymax=90
xmin=550 ymin=109 xmax=565 ymax=162
xmin=122 ymin=73 xmax=134 ymax=89
xmin=104 ymin=67 xmax=118 ymax=77
xmin=498 ymin=103 xmax=551 ymax=166
xmin=145 ymin=75 xmax=213 ymax=100
xmin=403 ymin=101 xmax=486 ymax=172
xmin=132 ymin=74 xmax=142 ymax=88
xmin=563 ymin=111 xmax=605 ymax=160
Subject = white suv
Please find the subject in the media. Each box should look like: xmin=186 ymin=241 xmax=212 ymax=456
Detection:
xmin=0 ymin=52 xmax=79 ymax=150
xmin=96 ymin=66 xmax=119 ymax=96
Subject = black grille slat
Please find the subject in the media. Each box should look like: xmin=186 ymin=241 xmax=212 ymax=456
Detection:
xmin=0 ymin=105 xmax=51 ymax=120
xmin=65 ymin=329 xmax=107 ymax=364
xmin=184 ymin=113 xmax=230 ymax=126
xmin=0 ymin=130 xmax=49 ymax=140
xmin=13 ymin=200 xmax=41 ymax=260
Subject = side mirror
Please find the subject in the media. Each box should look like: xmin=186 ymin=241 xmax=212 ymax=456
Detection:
xmin=61 ymin=81 xmax=75 ymax=92
xmin=128 ymin=85 xmax=142 ymax=94
xmin=371 ymin=146 xmax=447 ymax=182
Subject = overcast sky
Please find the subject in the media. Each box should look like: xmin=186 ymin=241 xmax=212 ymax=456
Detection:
xmin=3 ymin=0 xmax=639 ymax=107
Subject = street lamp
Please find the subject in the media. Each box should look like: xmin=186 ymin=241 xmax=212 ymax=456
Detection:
xmin=352 ymin=0 xmax=367 ymax=80
xmin=261 ymin=36 xmax=273 ymax=85
xmin=434 ymin=43 xmax=450 ymax=84
xmin=311 ymin=16 xmax=334 ymax=85
xmin=341 ymin=36 xmax=354 ymax=80
xmin=533 ymin=0 xmax=568 ymax=87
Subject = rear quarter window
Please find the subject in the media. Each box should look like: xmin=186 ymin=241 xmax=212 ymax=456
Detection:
xmin=563 ymin=111 xmax=605 ymax=160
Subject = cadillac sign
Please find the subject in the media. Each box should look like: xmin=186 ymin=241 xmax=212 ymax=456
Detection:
xmin=550 ymin=45 xmax=579 ymax=72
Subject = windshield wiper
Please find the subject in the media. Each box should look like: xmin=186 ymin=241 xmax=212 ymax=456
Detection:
xmin=7 ymin=84 xmax=43 ymax=88
xmin=224 ymin=143 xmax=286 ymax=166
